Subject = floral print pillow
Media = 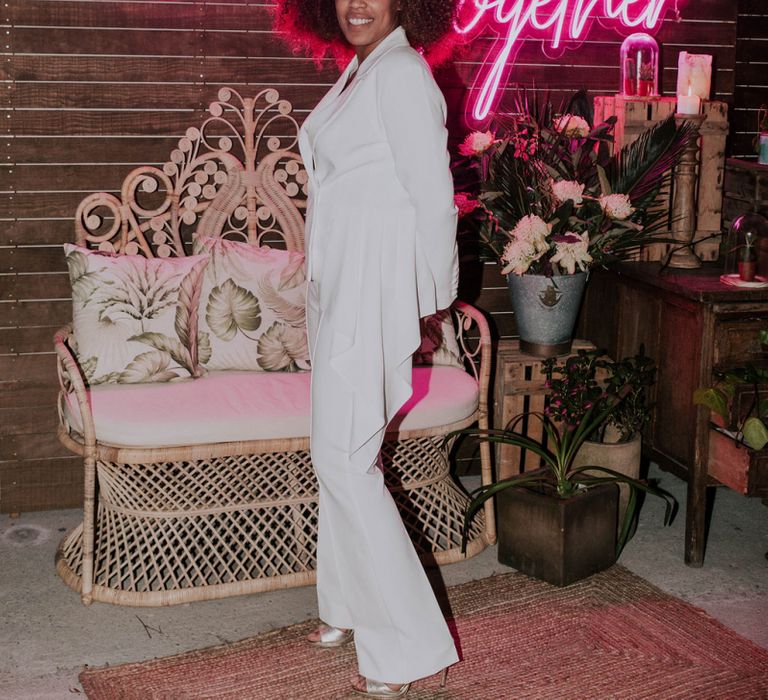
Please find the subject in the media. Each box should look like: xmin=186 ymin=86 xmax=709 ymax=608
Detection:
xmin=194 ymin=237 xmax=309 ymax=372
xmin=63 ymin=244 xmax=209 ymax=385
xmin=414 ymin=310 xmax=464 ymax=369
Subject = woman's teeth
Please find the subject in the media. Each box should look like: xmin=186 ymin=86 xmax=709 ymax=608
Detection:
xmin=349 ymin=18 xmax=373 ymax=26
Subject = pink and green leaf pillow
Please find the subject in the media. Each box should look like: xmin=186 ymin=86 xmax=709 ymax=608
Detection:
xmin=63 ymin=244 xmax=209 ymax=385
xmin=194 ymin=237 xmax=309 ymax=372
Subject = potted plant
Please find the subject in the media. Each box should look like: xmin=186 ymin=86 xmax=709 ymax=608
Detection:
xmin=454 ymin=91 xmax=693 ymax=357
xmin=694 ymin=362 xmax=768 ymax=497
xmin=694 ymin=364 xmax=768 ymax=452
xmin=737 ymin=229 xmax=758 ymax=282
xmin=553 ymin=349 xmax=656 ymax=538
xmin=455 ymin=363 xmax=676 ymax=587
xmin=637 ymin=61 xmax=655 ymax=96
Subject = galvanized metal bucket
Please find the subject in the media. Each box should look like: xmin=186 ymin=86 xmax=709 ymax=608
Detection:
xmin=506 ymin=271 xmax=588 ymax=357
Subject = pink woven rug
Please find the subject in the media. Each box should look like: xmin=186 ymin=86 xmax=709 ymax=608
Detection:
xmin=79 ymin=565 xmax=768 ymax=699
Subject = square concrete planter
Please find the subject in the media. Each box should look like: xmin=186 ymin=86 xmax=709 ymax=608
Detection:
xmin=497 ymin=481 xmax=618 ymax=587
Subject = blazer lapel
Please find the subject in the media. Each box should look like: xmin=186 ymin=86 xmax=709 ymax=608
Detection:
xmin=308 ymin=27 xmax=410 ymax=151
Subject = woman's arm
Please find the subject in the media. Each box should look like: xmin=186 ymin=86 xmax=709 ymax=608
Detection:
xmin=377 ymin=49 xmax=459 ymax=312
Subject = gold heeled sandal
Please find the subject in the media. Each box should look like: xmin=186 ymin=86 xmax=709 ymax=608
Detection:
xmin=307 ymin=623 xmax=354 ymax=648
xmin=352 ymin=667 xmax=448 ymax=698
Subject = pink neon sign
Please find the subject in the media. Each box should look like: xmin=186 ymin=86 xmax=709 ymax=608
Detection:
xmin=456 ymin=0 xmax=673 ymax=121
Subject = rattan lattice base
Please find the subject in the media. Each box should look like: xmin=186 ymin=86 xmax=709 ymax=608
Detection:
xmin=56 ymin=436 xmax=487 ymax=606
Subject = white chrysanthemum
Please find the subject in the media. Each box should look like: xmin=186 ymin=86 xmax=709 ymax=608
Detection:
xmin=553 ymin=114 xmax=590 ymax=139
xmin=511 ymin=214 xmax=551 ymax=256
xmin=501 ymin=216 xmax=551 ymax=276
xmin=599 ymin=193 xmax=635 ymax=220
xmin=551 ymin=179 xmax=585 ymax=205
xmin=550 ymin=232 xmax=593 ymax=275
xmin=458 ymin=130 xmax=495 ymax=156
xmin=500 ymin=237 xmax=537 ymax=276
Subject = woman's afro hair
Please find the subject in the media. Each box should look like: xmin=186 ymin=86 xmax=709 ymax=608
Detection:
xmin=272 ymin=0 xmax=461 ymax=67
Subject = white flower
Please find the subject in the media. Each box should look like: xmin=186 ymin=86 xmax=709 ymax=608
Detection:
xmin=500 ymin=237 xmax=537 ymax=276
xmin=550 ymin=232 xmax=592 ymax=275
xmin=599 ymin=193 xmax=635 ymax=220
xmin=458 ymin=130 xmax=495 ymax=156
xmin=554 ymin=114 xmax=590 ymax=139
xmin=500 ymin=215 xmax=551 ymax=275
xmin=551 ymin=179 xmax=585 ymax=205
xmin=511 ymin=214 xmax=551 ymax=255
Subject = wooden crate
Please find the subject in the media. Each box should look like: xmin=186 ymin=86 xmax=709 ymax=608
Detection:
xmin=593 ymin=95 xmax=729 ymax=263
xmin=493 ymin=339 xmax=596 ymax=481
xmin=722 ymin=158 xmax=768 ymax=232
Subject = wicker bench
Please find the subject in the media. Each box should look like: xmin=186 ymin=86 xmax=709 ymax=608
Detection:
xmin=54 ymin=87 xmax=496 ymax=607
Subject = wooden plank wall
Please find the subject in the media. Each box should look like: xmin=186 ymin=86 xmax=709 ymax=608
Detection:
xmin=733 ymin=0 xmax=768 ymax=159
xmin=2 ymin=0 xmax=740 ymax=511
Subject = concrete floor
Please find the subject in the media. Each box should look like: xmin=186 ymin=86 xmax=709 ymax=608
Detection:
xmin=1 ymin=464 xmax=767 ymax=700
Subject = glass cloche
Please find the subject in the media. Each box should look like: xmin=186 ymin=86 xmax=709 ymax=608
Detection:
xmin=620 ymin=33 xmax=659 ymax=97
xmin=722 ymin=213 xmax=768 ymax=287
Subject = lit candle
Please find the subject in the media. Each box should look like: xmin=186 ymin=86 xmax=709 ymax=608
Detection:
xmin=676 ymin=52 xmax=712 ymax=100
xmin=677 ymin=87 xmax=701 ymax=115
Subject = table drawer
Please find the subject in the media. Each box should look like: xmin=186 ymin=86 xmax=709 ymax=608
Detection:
xmin=708 ymin=426 xmax=768 ymax=497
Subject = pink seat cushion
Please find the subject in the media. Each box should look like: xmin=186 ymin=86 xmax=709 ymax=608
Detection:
xmin=64 ymin=366 xmax=479 ymax=448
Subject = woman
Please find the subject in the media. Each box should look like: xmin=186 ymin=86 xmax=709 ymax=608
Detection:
xmin=279 ymin=0 xmax=460 ymax=695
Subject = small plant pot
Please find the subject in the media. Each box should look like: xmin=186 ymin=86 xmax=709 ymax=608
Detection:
xmin=496 ymin=479 xmax=618 ymax=587
xmin=572 ymin=433 xmax=643 ymax=540
xmin=738 ymin=259 xmax=757 ymax=282
xmin=637 ymin=80 xmax=654 ymax=97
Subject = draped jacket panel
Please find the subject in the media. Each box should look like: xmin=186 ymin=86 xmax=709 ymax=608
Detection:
xmin=298 ymin=27 xmax=459 ymax=465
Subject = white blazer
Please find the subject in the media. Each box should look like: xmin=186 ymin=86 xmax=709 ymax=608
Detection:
xmin=299 ymin=26 xmax=459 ymax=465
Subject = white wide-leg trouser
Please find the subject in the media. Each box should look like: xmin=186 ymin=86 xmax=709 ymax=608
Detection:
xmin=308 ymin=285 xmax=459 ymax=686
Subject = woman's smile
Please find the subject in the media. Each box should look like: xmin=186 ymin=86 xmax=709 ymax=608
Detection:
xmin=336 ymin=0 xmax=399 ymax=62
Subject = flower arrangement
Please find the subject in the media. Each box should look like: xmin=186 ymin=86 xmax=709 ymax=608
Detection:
xmin=454 ymin=91 xmax=694 ymax=279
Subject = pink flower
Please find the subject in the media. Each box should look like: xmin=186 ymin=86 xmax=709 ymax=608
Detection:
xmin=513 ymin=133 xmax=538 ymax=160
xmin=454 ymin=192 xmax=480 ymax=216
xmin=458 ymin=130 xmax=495 ymax=156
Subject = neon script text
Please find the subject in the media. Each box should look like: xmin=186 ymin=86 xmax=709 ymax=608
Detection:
xmin=456 ymin=0 xmax=671 ymax=120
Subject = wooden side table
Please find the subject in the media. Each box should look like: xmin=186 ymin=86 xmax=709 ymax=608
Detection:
xmin=580 ymin=262 xmax=768 ymax=566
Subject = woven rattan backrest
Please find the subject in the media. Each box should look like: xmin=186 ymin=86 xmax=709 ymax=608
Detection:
xmin=74 ymin=87 xmax=308 ymax=256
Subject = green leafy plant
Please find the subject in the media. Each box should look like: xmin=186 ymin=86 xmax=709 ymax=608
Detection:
xmin=694 ymin=364 xmax=768 ymax=451
xmin=453 ymin=362 xmax=676 ymax=556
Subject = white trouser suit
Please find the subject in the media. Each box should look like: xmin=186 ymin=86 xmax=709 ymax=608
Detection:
xmin=298 ymin=27 xmax=460 ymax=685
